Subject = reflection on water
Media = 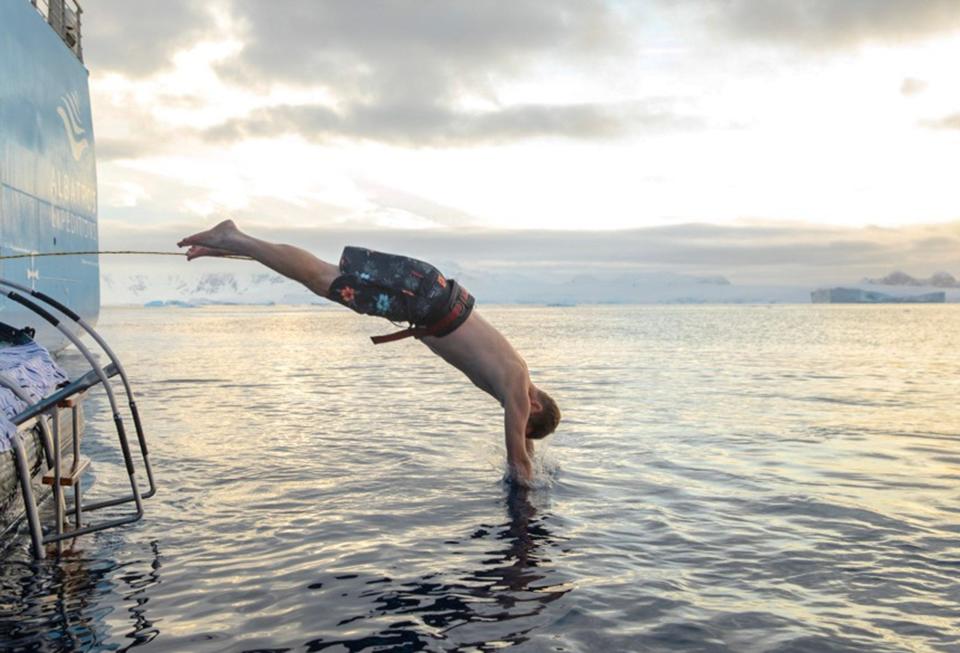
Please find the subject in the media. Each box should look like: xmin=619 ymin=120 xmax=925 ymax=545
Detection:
xmin=2 ymin=305 xmax=960 ymax=651
xmin=2 ymin=488 xmax=568 ymax=652
xmin=0 ymin=539 xmax=162 ymax=651
xmin=307 ymin=487 xmax=571 ymax=651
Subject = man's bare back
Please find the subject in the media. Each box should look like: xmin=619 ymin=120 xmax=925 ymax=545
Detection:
xmin=422 ymin=312 xmax=527 ymax=406
xmin=178 ymin=220 xmax=560 ymax=485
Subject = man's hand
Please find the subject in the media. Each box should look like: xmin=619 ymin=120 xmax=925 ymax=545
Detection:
xmin=509 ymin=456 xmax=534 ymax=487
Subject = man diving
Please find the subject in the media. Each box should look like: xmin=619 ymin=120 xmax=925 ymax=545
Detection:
xmin=178 ymin=220 xmax=561 ymax=485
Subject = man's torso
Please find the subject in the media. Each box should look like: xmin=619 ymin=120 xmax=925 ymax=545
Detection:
xmin=421 ymin=311 xmax=528 ymax=405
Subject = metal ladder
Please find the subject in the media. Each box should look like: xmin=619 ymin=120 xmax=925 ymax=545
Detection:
xmin=1 ymin=277 xmax=155 ymax=558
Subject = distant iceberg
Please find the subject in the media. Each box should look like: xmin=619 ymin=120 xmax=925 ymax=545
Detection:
xmin=811 ymin=288 xmax=945 ymax=303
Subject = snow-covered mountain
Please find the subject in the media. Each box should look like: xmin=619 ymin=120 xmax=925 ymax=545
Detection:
xmin=102 ymin=271 xmax=322 ymax=305
xmin=101 ymin=266 xmax=814 ymax=306
xmin=101 ymin=253 xmax=960 ymax=308
xmin=864 ymin=270 xmax=960 ymax=288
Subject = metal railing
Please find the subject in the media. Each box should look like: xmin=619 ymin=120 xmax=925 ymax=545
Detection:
xmin=30 ymin=0 xmax=83 ymax=62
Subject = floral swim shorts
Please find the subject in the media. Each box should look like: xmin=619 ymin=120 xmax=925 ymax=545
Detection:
xmin=327 ymin=247 xmax=475 ymax=337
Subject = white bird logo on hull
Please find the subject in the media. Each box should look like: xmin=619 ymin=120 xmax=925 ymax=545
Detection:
xmin=57 ymin=91 xmax=89 ymax=161
xmin=27 ymin=255 xmax=39 ymax=290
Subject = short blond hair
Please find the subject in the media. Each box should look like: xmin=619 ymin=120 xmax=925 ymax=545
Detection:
xmin=527 ymin=389 xmax=560 ymax=439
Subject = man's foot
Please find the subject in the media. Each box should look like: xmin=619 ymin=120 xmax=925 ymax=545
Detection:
xmin=181 ymin=245 xmax=241 ymax=261
xmin=178 ymin=220 xmax=244 ymax=260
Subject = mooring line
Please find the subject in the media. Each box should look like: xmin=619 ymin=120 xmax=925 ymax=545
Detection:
xmin=0 ymin=250 xmax=251 ymax=260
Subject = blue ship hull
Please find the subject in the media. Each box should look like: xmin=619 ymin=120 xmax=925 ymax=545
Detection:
xmin=0 ymin=0 xmax=99 ymax=350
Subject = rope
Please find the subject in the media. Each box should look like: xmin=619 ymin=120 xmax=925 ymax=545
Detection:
xmin=0 ymin=250 xmax=252 ymax=261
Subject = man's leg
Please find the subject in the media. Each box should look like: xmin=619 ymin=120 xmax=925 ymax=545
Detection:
xmin=178 ymin=220 xmax=340 ymax=297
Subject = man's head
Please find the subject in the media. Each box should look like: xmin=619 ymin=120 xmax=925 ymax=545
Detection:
xmin=526 ymin=387 xmax=561 ymax=440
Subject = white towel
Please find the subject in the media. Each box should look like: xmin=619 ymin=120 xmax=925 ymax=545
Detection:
xmin=0 ymin=342 xmax=69 ymax=453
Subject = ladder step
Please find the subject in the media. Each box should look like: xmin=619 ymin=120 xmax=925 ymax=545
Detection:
xmin=42 ymin=456 xmax=91 ymax=486
xmin=58 ymin=394 xmax=83 ymax=408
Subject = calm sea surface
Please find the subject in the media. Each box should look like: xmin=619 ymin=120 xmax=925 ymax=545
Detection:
xmin=1 ymin=304 xmax=959 ymax=652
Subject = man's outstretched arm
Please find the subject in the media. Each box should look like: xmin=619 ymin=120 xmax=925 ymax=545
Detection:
xmin=178 ymin=220 xmax=339 ymax=297
xmin=504 ymin=391 xmax=534 ymax=486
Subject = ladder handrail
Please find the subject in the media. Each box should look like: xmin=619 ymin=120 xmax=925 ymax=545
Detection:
xmin=1 ymin=277 xmax=154 ymax=557
xmin=0 ymin=278 xmax=155 ymax=499
xmin=2 ymin=289 xmax=143 ymax=518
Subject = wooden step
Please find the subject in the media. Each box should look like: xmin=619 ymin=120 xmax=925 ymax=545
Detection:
xmin=42 ymin=456 xmax=90 ymax=487
xmin=58 ymin=395 xmax=83 ymax=408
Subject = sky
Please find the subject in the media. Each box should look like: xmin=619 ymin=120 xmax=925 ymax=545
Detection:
xmin=81 ymin=0 xmax=960 ymax=293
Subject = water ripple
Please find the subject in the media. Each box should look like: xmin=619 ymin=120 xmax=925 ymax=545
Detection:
xmin=2 ymin=305 xmax=960 ymax=651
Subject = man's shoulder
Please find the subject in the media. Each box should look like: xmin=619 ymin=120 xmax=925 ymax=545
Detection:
xmin=502 ymin=361 xmax=531 ymax=398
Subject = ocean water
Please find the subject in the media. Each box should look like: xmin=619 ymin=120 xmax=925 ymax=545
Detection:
xmin=1 ymin=304 xmax=959 ymax=652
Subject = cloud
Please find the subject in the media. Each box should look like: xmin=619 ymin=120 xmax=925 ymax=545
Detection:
xmin=354 ymin=180 xmax=478 ymax=228
xmin=82 ymin=0 xmax=219 ymax=75
xmin=921 ymin=113 xmax=960 ymax=130
xmin=96 ymin=137 xmax=163 ymax=161
xmin=76 ymin=1 xmax=960 ymax=236
xmin=203 ymin=99 xmax=700 ymax=146
xmin=99 ymin=218 xmax=960 ymax=287
xmin=695 ymin=0 xmax=960 ymax=49
xmin=224 ymin=0 xmax=629 ymax=90
xmin=195 ymin=0 xmax=648 ymax=145
xmin=85 ymin=1 xmax=686 ymax=149
xmin=900 ymin=78 xmax=928 ymax=96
